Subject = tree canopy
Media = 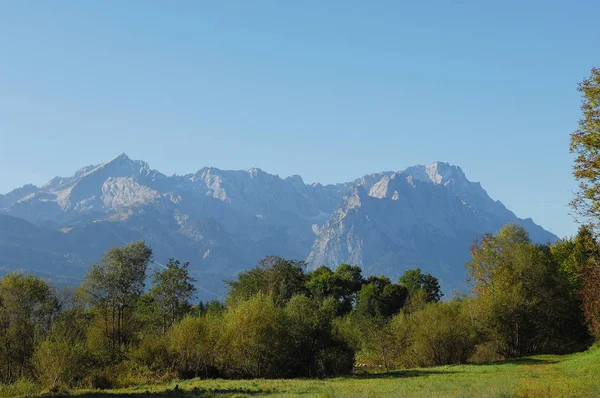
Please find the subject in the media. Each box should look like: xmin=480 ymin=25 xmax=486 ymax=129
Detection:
xmin=571 ymin=67 xmax=600 ymax=227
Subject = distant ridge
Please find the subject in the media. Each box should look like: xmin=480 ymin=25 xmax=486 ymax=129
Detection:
xmin=0 ymin=154 xmax=558 ymax=299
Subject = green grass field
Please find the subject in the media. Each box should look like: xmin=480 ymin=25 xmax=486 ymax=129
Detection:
xmin=46 ymin=346 xmax=600 ymax=398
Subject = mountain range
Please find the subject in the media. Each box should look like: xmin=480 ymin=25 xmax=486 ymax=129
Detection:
xmin=0 ymin=154 xmax=557 ymax=299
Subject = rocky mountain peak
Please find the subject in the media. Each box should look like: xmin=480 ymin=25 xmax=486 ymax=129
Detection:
xmin=248 ymin=167 xmax=267 ymax=179
xmin=403 ymin=161 xmax=467 ymax=186
xmin=0 ymin=184 xmax=40 ymax=209
xmin=0 ymin=155 xmax=558 ymax=300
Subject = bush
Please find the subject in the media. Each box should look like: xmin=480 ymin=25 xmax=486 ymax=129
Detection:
xmin=0 ymin=378 xmax=42 ymax=397
xmin=467 ymin=225 xmax=587 ymax=357
xmin=283 ymin=295 xmax=354 ymax=377
xmin=391 ymin=301 xmax=478 ymax=368
xmin=582 ymin=263 xmax=600 ymax=340
xmin=87 ymin=371 xmax=115 ymax=390
xmin=132 ymin=333 xmax=171 ymax=373
xmin=469 ymin=341 xmax=504 ymax=364
xmin=217 ymin=294 xmax=287 ymax=378
xmin=110 ymin=360 xmax=176 ymax=388
xmin=315 ymin=341 xmax=355 ymax=377
xmin=34 ymin=338 xmax=89 ymax=390
xmin=167 ymin=314 xmax=221 ymax=378
xmin=339 ymin=314 xmax=397 ymax=370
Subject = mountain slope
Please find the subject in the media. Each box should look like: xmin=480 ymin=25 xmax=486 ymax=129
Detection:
xmin=307 ymin=165 xmax=556 ymax=291
xmin=0 ymin=155 xmax=558 ymax=298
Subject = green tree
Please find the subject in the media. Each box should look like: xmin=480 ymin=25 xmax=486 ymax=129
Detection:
xmin=217 ymin=294 xmax=287 ymax=378
xmin=196 ymin=300 xmax=227 ymax=317
xmin=150 ymin=259 xmax=197 ymax=334
xmin=550 ymin=226 xmax=597 ymax=341
xmin=568 ymin=67 xmax=600 ymax=341
xmin=345 ymin=313 xmax=397 ymax=370
xmin=581 ymin=259 xmax=600 ymax=339
xmin=560 ymin=226 xmax=600 ymax=340
xmin=466 ymin=224 xmax=577 ymax=357
xmin=399 ymin=268 xmax=443 ymax=303
xmin=167 ymin=314 xmax=221 ymax=378
xmin=306 ymin=266 xmax=338 ymax=301
xmin=226 ymin=256 xmax=307 ymax=306
xmin=283 ymin=295 xmax=354 ymax=377
xmin=570 ymin=67 xmax=600 ymax=227
xmin=0 ymin=273 xmax=58 ymax=382
xmin=33 ymin=336 xmax=89 ymax=391
xmin=333 ymin=264 xmax=364 ymax=313
xmin=80 ymin=240 xmax=152 ymax=359
xmin=355 ymin=276 xmax=408 ymax=319
xmin=306 ymin=264 xmax=364 ymax=315
xmin=351 ymin=276 xmax=408 ymax=370
xmin=391 ymin=300 xmax=478 ymax=368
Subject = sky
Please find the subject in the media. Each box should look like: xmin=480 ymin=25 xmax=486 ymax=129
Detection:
xmin=1 ymin=1 xmax=598 ymax=237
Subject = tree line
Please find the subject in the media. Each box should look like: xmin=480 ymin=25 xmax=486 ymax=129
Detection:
xmin=1 ymin=222 xmax=600 ymax=394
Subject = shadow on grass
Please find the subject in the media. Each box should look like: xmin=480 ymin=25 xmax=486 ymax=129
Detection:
xmin=54 ymin=386 xmax=275 ymax=397
xmin=352 ymin=369 xmax=456 ymax=379
xmin=473 ymin=357 xmax=559 ymax=367
xmin=350 ymin=357 xmax=559 ymax=380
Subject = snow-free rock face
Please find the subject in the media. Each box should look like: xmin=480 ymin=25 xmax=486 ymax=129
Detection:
xmin=0 ymin=156 xmax=558 ymax=299
xmin=307 ymin=164 xmax=556 ymax=291
xmin=0 ymin=184 xmax=39 ymax=209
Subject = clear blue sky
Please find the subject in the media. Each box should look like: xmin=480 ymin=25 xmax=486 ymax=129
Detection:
xmin=1 ymin=1 xmax=598 ymax=237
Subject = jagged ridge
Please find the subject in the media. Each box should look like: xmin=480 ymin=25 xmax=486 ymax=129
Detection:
xmin=0 ymin=155 xmax=558 ymax=298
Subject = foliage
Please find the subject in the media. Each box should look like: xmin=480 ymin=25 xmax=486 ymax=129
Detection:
xmin=149 ymin=259 xmax=197 ymax=334
xmin=355 ymin=276 xmax=407 ymax=318
xmin=217 ymin=294 xmax=287 ymax=378
xmin=551 ymin=225 xmax=599 ymax=341
xmin=167 ymin=314 xmax=221 ymax=378
xmin=332 ymin=264 xmax=365 ymax=313
xmin=0 ymin=273 xmax=58 ymax=383
xmin=196 ymin=299 xmax=227 ymax=316
xmin=2 ymin=229 xmax=600 ymax=394
xmin=570 ymin=67 xmax=600 ymax=227
xmin=225 ymin=256 xmax=307 ymax=306
xmin=80 ymin=240 xmax=153 ymax=360
xmin=130 ymin=333 xmax=170 ymax=374
xmin=582 ymin=261 xmax=600 ymax=339
xmin=466 ymin=224 xmax=586 ymax=357
xmin=305 ymin=264 xmax=365 ymax=315
xmin=282 ymin=295 xmax=354 ymax=377
xmin=345 ymin=313 xmax=397 ymax=370
xmin=569 ymin=66 xmax=600 ymax=342
xmin=398 ymin=268 xmax=443 ymax=303
xmin=33 ymin=337 xmax=88 ymax=390
xmin=390 ymin=300 xmax=478 ymax=367
xmin=0 ymin=377 xmax=42 ymax=397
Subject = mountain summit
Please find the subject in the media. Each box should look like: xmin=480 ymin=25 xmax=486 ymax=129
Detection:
xmin=0 ymin=155 xmax=557 ymax=298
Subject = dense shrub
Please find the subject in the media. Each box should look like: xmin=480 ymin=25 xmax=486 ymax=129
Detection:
xmin=34 ymin=338 xmax=89 ymax=390
xmin=467 ymin=225 xmax=588 ymax=357
xmin=87 ymin=370 xmax=115 ymax=390
xmin=0 ymin=273 xmax=58 ymax=383
xmin=282 ymin=295 xmax=354 ymax=377
xmin=0 ymin=378 xmax=42 ymax=397
xmin=131 ymin=333 xmax=171 ymax=373
xmin=391 ymin=301 xmax=478 ymax=368
xmin=217 ymin=294 xmax=288 ymax=378
xmin=167 ymin=314 xmax=221 ymax=378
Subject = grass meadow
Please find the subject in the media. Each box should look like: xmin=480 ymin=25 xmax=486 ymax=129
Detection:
xmin=30 ymin=346 xmax=599 ymax=398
